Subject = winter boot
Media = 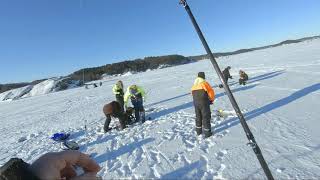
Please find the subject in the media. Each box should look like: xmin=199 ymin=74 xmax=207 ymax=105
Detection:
xmin=104 ymin=128 xmax=112 ymax=133
xmin=140 ymin=111 xmax=146 ymax=123
xmin=196 ymin=127 xmax=202 ymax=135
xmin=204 ymin=129 xmax=213 ymax=138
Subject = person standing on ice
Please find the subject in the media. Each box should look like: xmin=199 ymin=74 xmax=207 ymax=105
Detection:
xmin=112 ymin=80 xmax=124 ymax=111
xmin=124 ymin=85 xmax=146 ymax=123
xmin=191 ymin=72 xmax=215 ymax=138
xmin=223 ymin=66 xmax=233 ymax=82
xmin=219 ymin=66 xmax=233 ymax=88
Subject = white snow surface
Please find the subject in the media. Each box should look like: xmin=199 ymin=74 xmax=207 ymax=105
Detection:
xmin=0 ymin=78 xmax=80 ymax=101
xmin=0 ymin=85 xmax=33 ymax=101
xmin=22 ymin=79 xmax=60 ymax=98
xmin=122 ymin=71 xmax=136 ymax=77
xmin=1 ymin=39 xmax=320 ymax=179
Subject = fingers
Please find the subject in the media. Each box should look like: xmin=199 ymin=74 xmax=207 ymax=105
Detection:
xmin=77 ymin=153 xmax=101 ymax=173
xmin=30 ymin=151 xmax=100 ymax=180
xmin=58 ymin=151 xmax=101 ymax=173
xmin=71 ymin=172 xmax=101 ymax=180
xmin=61 ymin=164 xmax=77 ymax=179
xmin=30 ymin=152 xmax=62 ymax=180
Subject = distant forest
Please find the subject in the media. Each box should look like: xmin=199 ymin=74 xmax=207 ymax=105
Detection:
xmin=189 ymin=35 xmax=320 ymax=60
xmin=69 ymin=55 xmax=192 ymax=82
xmin=0 ymin=55 xmax=192 ymax=93
xmin=1 ymin=35 xmax=319 ymax=94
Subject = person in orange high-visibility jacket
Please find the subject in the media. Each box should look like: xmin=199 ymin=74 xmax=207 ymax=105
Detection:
xmin=191 ymin=72 xmax=215 ymax=138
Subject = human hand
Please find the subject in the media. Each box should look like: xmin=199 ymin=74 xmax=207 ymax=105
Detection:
xmin=30 ymin=151 xmax=101 ymax=180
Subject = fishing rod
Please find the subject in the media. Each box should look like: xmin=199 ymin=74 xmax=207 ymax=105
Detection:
xmin=178 ymin=0 xmax=274 ymax=179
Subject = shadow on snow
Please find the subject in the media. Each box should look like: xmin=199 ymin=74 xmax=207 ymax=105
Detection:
xmin=161 ymin=161 xmax=202 ymax=179
xmin=146 ymin=70 xmax=284 ymax=108
xmin=94 ymin=138 xmax=155 ymax=164
xmin=215 ymin=83 xmax=320 ymax=133
xmin=81 ymin=134 xmax=118 ymax=152
xmin=148 ymin=84 xmax=258 ymax=120
xmin=246 ymin=143 xmax=320 ymax=178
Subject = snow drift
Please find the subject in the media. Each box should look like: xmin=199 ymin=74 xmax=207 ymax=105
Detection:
xmin=0 ymin=78 xmax=81 ymax=101
xmin=0 ymin=85 xmax=33 ymax=101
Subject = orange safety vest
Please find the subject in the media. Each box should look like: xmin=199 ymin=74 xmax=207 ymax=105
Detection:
xmin=191 ymin=78 xmax=215 ymax=102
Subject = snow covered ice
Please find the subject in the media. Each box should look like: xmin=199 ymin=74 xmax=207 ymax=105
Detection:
xmin=1 ymin=39 xmax=320 ymax=179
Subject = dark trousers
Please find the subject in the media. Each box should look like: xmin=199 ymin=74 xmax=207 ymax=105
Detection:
xmin=194 ymin=103 xmax=212 ymax=137
xmin=116 ymin=95 xmax=124 ymax=112
xmin=239 ymin=79 xmax=247 ymax=85
xmin=104 ymin=114 xmax=112 ymax=132
xmin=104 ymin=114 xmax=126 ymax=132
xmin=219 ymin=77 xmax=230 ymax=88
xmin=131 ymin=98 xmax=145 ymax=123
xmin=225 ymin=77 xmax=229 ymax=83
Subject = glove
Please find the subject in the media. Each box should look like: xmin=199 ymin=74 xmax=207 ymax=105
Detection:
xmin=117 ymin=90 xmax=124 ymax=95
xmin=230 ymin=76 xmax=233 ymax=79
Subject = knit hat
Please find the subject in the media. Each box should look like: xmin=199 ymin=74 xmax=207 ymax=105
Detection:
xmin=198 ymin=72 xmax=205 ymax=79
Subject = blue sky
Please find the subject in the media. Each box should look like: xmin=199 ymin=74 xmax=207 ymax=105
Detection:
xmin=0 ymin=0 xmax=319 ymax=83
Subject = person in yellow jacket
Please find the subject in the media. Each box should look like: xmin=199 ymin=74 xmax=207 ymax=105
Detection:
xmin=124 ymin=85 xmax=146 ymax=123
xmin=191 ymin=72 xmax=215 ymax=138
xmin=112 ymin=80 xmax=124 ymax=111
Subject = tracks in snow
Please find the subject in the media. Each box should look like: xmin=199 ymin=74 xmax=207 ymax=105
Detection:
xmin=3 ymin=106 xmax=237 ymax=178
xmin=86 ymin=106 xmax=236 ymax=178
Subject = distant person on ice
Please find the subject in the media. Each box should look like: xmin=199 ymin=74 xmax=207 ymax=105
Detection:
xmin=113 ymin=80 xmax=124 ymax=111
xmin=124 ymin=85 xmax=146 ymax=123
xmin=191 ymin=72 xmax=215 ymax=138
xmin=103 ymin=101 xmax=127 ymax=132
xmin=219 ymin=66 xmax=233 ymax=88
xmin=239 ymin=70 xmax=248 ymax=85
